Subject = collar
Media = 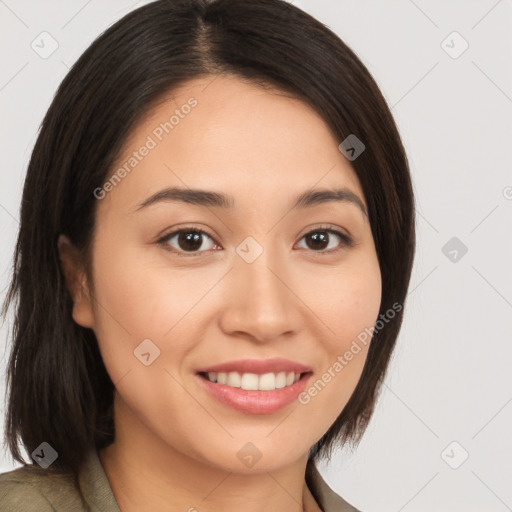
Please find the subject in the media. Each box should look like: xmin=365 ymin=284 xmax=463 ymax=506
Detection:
xmin=305 ymin=459 xmax=361 ymax=512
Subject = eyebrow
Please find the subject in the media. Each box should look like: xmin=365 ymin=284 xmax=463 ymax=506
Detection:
xmin=134 ymin=186 xmax=367 ymax=217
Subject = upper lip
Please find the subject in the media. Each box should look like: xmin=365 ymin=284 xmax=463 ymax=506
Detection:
xmin=196 ymin=358 xmax=312 ymax=375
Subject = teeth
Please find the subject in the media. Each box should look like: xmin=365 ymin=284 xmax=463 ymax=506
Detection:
xmin=241 ymin=373 xmax=259 ymax=390
xmin=258 ymin=373 xmax=276 ymax=390
xmin=226 ymin=372 xmax=241 ymax=388
xmin=206 ymin=371 xmax=302 ymax=390
xmin=275 ymin=371 xmax=286 ymax=388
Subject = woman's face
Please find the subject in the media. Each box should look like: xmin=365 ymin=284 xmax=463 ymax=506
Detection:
xmin=66 ymin=75 xmax=381 ymax=472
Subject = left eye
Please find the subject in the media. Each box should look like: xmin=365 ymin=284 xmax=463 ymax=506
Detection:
xmin=296 ymin=229 xmax=352 ymax=252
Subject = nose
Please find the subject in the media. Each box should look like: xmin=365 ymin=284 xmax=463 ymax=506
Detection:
xmin=217 ymin=247 xmax=303 ymax=344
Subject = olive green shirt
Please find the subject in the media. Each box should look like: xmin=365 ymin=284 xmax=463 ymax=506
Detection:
xmin=0 ymin=448 xmax=361 ymax=511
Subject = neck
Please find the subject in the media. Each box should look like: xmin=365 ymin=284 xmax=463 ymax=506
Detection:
xmin=98 ymin=394 xmax=321 ymax=512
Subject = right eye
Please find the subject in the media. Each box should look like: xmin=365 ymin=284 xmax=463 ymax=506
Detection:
xmin=157 ymin=228 xmax=220 ymax=257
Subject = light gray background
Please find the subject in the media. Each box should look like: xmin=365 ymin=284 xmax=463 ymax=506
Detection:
xmin=1 ymin=1 xmax=511 ymax=511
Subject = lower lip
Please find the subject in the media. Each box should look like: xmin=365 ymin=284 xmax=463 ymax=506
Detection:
xmin=196 ymin=373 xmax=312 ymax=414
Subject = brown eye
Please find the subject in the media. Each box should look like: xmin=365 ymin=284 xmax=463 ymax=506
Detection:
xmin=296 ymin=228 xmax=353 ymax=252
xmin=160 ymin=229 xmax=217 ymax=254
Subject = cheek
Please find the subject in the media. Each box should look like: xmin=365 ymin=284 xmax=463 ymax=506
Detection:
xmin=87 ymin=235 xmax=226 ymax=385
xmin=292 ymin=254 xmax=381 ymax=434
xmin=91 ymin=233 xmax=183 ymax=330
xmin=304 ymin=255 xmax=382 ymax=351
xmin=86 ymin=239 xmax=180 ymax=377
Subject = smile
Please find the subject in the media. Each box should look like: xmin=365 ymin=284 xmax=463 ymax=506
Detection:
xmin=200 ymin=371 xmax=302 ymax=391
xmin=196 ymin=369 xmax=312 ymax=414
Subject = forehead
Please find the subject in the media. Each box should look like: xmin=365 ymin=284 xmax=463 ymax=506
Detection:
xmin=101 ymin=75 xmax=365 ymax=214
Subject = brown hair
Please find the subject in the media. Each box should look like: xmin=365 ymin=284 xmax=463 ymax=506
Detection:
xmin=2 ymin=0 xmax=415 ymax=487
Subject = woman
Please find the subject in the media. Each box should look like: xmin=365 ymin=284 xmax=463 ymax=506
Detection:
xmin=0 ymin=0 xmax=415 ymax=510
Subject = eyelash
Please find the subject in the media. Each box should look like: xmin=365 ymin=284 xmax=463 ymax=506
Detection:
xmin=157 ymin=224 xmax=354 ymax=258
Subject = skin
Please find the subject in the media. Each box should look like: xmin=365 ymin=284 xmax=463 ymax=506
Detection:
xmin=58 ymin=74 xmax=382 ymax=512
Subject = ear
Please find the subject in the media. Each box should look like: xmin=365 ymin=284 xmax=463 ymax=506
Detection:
xmin=57 ymin=234 xmax=95 ymax=328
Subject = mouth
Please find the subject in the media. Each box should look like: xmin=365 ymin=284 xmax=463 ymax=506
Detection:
xmin=195 ymin=360 xmax=313 ymax=414
xmin=197 ymin=370 xmax=308 ymax=391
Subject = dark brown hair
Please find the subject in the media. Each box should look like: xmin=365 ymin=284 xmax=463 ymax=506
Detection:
xmin=2 ymin=0 xmax=415 ymax=487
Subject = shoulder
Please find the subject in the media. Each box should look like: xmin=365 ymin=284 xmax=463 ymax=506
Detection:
xmin=306 ymin=461 xmax=363 ymax=512
xmin=0 ymin=464 xmax=86 ymax=511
